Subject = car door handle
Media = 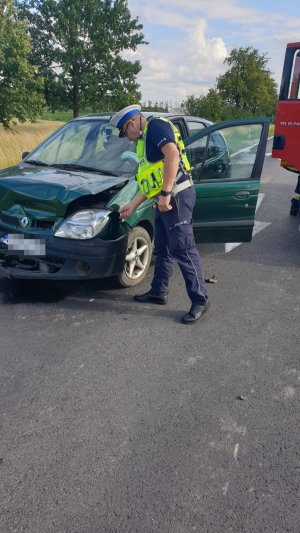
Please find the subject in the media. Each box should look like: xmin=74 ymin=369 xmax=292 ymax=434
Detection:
xmin=234 ymin=191 xmax=250 ymax=199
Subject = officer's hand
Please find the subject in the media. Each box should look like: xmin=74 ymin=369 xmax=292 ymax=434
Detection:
xmin=158 ymin=195 xmax=172 ymax=212
xmin=119 ymin=203 xmax=134 ymax=220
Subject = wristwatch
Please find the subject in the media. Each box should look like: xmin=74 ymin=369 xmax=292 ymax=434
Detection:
xmin=160 ymin=190 xmax=172 ymax=197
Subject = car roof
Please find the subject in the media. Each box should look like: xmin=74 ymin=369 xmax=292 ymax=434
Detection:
xmin=73 ymin=112 xmax=213 ymax=126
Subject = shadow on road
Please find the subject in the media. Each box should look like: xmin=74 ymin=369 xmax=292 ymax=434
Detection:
xmin=0 ymin=276 xmax=125 ymax=304
xmin=0 ymin=271 xmax=188 ymax=324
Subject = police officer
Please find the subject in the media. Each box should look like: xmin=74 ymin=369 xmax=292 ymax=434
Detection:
xmin=290 ymin=175 xmax=300 ymax=216
xmin=110 ymin=105 xmax=209 ymax=324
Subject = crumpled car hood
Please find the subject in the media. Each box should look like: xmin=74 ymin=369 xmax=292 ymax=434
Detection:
xmin=0 ymin=165 xmax=130 ymax=217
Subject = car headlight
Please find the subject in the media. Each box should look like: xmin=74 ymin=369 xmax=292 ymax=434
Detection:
xmin=54 ymin=209 xmax=111 ymax=239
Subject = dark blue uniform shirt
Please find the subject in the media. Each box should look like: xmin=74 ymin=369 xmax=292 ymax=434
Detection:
xmin=145 ymin=118 xmax=188 ymax=184
xmin=145 ymin=118 xmax=176 ymax=163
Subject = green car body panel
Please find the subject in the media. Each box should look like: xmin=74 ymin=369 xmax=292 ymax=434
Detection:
xmin=185 ymin=117 xmax=269 ymax=242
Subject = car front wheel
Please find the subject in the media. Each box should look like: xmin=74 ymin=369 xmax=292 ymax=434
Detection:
xmin=117 ymin=226 xmax=152 ymax=287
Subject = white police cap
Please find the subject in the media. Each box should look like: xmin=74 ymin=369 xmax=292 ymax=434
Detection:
xmin=110 ymin=104 xmax=141 ymax=132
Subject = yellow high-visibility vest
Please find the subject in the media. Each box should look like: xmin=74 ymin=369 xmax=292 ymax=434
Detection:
xmin=135 ymin=117 xmax=191 ymax=199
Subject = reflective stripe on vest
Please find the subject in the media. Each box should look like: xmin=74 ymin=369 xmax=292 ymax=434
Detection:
xmin=135 ymin=117 xmax=191 ymax=199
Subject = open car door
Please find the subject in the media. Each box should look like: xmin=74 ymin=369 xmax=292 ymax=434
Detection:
xmin=184 ymin=117 xmax=269 ymax=242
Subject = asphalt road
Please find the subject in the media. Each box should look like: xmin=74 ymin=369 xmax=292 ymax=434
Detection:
xmin=1 ymin=141 xmax=299 ymax=532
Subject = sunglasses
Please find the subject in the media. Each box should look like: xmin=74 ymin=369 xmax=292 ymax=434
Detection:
xmin=123 ymin=121 xmax=131 ymax=136
xmin=121 ymin=117 xmax=136 ymax=137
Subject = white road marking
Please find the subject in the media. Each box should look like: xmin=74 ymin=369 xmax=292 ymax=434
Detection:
xmin=223 ymin=482 xmax=229 ymax=495
xmin=252 ymin=220 xmax=271 ymax=237
xmin=225 ymin=193 xmax=270 ymax=253
xmin=232 ymin=142 xmax=260 ymax=157
xmin=232 ymin=136 xmax=273 ymax=158
xmin=255 ymin=192 xmax=264 ymax=213
xmin=234 ymin=443 xmax=239 ymax=465
xmin=266 ymin=136 xmax=273 ymax=156
xmin=225 ymin=242 xmax=241 ymax=253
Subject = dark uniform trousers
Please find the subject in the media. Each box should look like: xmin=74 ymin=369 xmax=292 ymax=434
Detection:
xmin=151 ymin=185 xmax=208 ymax=306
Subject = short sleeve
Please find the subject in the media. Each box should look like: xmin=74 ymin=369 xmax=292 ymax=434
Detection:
xmin=147 ymin=119 xmax=175 ymax=150
xmin=145 ymin=119 xmax=176 ymax=162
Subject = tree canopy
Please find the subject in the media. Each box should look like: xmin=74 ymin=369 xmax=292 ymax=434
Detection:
xmin=0 ymin=0 xmax=44 ymax=128
xmin=183 ymin=47 xmax=278 ymax=122
xmin=18 ymin=0 xmax=146 ymax=117
xmin=216 ymin=47 xmax=278 ymax=117
xmin=184 ymin=89 xmax=223 ymax=122
xmin=142 ymin=100 xmax=169 ymax=113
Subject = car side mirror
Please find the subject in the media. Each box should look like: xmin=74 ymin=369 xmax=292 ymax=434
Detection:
xmin=22 ymin=151 xmax=30 ymax=160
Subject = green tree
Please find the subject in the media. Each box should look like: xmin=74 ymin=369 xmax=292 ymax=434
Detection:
xmin=142 ymin=100 xmax=169 ymax=112
xmin=184 ymin=89 xmax=223 ymax=122
xmin=216 ymin=47 xmax=278 ymax=117
xmin=19 ymin=0 xmax=146 ymax=117
xmin=0 ymin=0 xmax=44 ymax=128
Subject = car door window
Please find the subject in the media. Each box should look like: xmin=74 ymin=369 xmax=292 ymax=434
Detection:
xmin=289 ymin=49 xmax=300 ymax=99
xmin=185 ymin=118 xmax=269 ymax=243
xmin=187 ymin=123 xmax=263 ymax=182
xmin=186 ymin=137 xmax=208 ymax=180
xmin=186 ymin=120 xmax=206 ymax=136
xmin=171 ymin=120 xmax=186 ymax=139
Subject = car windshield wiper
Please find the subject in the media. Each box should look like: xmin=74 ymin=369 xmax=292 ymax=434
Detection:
xmin=50 ymin=163 xmax=121 ymax=176
xmin=25 ymin=160 xmax=50 ymax=167
xmin=95 ymin=168 xmax=123 ymax=177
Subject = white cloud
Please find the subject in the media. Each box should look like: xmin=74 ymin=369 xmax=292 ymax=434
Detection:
xmin=126 ymin=0 xmax=300 ymax=104
xmin=125 ymin=12 xmax=227 ymax=103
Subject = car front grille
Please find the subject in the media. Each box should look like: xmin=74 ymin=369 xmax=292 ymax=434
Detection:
xmin=0 ymin=254 xmax=65 ymax=273
xmin=0 ymin=213 xmax=54 ymax=230
xmin=31 ymin=220 xmax=54 ymax=229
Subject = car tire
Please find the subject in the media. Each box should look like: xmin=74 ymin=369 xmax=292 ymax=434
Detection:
xmin=117 ymin=226 xmax=152 ymax=288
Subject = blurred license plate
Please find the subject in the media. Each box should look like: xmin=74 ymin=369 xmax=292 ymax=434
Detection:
xmin=3 ymin=234 xmax=46 ymax=256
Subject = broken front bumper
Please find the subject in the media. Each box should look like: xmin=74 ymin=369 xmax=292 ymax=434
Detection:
xmin=0 ymin=233 xmax=128 ymax=280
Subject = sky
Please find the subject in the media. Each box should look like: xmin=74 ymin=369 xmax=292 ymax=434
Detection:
xmin=126 ymin=0 xmax=300 ymax=106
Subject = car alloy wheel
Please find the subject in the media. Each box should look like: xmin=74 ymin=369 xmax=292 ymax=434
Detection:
xmin=117 ymin=226 xmax=152 ymax=287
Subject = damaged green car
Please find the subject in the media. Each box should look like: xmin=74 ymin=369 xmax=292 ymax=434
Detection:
xmin=0 ymin=113 xmax=269 ymax=287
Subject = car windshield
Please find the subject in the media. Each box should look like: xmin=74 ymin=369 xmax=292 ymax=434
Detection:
xmin=26 ymin=118 xmax=139 ymax=176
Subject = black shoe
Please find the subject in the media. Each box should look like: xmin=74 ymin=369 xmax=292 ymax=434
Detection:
xmin=181 ymin=301 xmax=210 ymax=324
xmin=133 ymin=290 xmax=168 ymax=305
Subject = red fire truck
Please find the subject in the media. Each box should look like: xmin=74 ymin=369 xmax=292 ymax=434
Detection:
xmin=272 ymin=42 xmax=300 ymax=171
xmin=272 ymin=42 xmax=300 ymax=215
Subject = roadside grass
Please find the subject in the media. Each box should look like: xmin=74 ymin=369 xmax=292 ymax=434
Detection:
xmin=269 ymin=123 xmax=275 ymax=137
xmin=0 ymin=120 xmax=64 ymax=170
xmin=40 ymin=109 xmax=95 ymax=121
xmin=41 ymin=109 xmax=74 ymax=122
